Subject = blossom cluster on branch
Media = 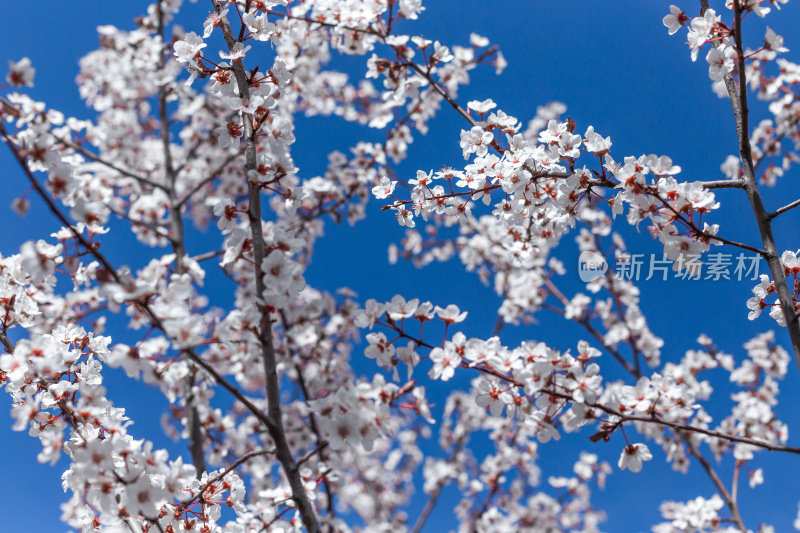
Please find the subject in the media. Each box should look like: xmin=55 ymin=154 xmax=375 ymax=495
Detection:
xmin=1 ymin=0 xmax=800 ymax=532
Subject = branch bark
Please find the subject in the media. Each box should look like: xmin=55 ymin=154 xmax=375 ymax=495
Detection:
xmin=717 ymin=0 xmax=800 ymax=370
xmin=157 ymin=0 xmax=206 ymax=478
xmin=281 ymin=311 xmax=337 ymax=531
xmin=211 ymin=3 xmax=322 ymax=531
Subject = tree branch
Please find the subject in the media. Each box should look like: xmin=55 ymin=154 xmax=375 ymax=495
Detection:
xmin=768 ymin=197 xmax=800 ymax=220
xmin=720 ymin=0 xmax=800 ymax=369
xmin=280 ymin=312 xmax=338 ymax=530
xmin=0 ymin=331 xmax=14 ymax=354
xmin=686 ymin=438 xmax=746 ymax=532
xmin=212 ymin=3 xmax=322 ymax=531
xmin=701 ymin=179 xmax=746 ymax=189
xmin=409 ymin=435 xmax=466 ymax=533
xmin=54 ymin=135 xmax=168 ymax=192
xmin=156 ymin=0 xmax=206 ymax=477
xmin=2 ymin=122 xmax=284 ymax=439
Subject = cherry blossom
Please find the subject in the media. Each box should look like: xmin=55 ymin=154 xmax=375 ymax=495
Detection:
xmin=1 ymin=1 xmax=800 ymax=531
xmin=662 ymin=5 xmax=688 ymax=35
xmin=371 ymin=175 xmax=396 ymax=199
xmin=707 ymin=45 xmax=737 ymax=81
xmin=6 ymin=57 xmax=35 ymax=87
xmin=618 ymin=443 xmax=653 ymax=473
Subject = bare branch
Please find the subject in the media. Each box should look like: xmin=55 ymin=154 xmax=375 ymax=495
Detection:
xmin=190 ymin=249 xmax=225 ymax=263
xmin=701 ymin=179 xmax=746 ymax=189
xmin=0 ymin=331 xmax=14 ymax=354
xmin=768 ymin=197 xmax=800 ymax=220
xmin=54 ymin=136 xmax=168 ymax=192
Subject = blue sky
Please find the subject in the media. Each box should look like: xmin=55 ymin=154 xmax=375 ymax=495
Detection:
xmin=2 ymin=1 xmax=800 ymax=531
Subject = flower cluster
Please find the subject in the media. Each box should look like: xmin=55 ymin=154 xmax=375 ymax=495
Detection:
xmin=746 ymin=250 xmax=800 ymax=326
xmin=1 ymin=1 xmax=800 ymax=532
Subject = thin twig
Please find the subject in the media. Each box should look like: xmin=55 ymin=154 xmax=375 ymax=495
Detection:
xmin=378 ymin=317 xmax=800 ymax=454
xmin=686 ymin=438 xmax=746 ymax=532
xmin=175 ymin=151 xmax=240 ymax=208
xmin=54 ymin=136 xmax=167 ymax=192
xmin=295 ymin=442 xmax=329 ymax=469
xmin=0 ymin=94 xmax=166 ymax=192
xmin=265 ymin=8 xmax=386 ymax=38
xmin=409 ymin=436 xmax=466 ymax=533
xmin=190 ymin=249 xmax=225 ymax=263
xmin=768 ymin=197 xmax=800 ymax=220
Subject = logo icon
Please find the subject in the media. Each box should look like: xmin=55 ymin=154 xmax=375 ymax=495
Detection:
xmin=578 ymin=251 xmax=608 ymax=282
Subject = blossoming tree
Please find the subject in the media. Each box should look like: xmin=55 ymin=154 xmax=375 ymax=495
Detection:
xmin=2 ymin=0 xmax=800 ymax=531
